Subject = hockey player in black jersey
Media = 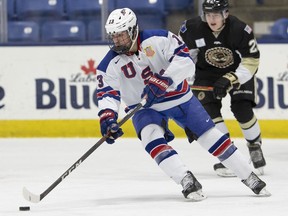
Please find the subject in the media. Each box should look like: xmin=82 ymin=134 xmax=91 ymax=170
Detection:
xmin=179 ymin=0 xmax=266 ymax=177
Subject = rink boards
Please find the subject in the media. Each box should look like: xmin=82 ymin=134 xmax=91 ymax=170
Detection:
xmin=0 ymin=44 xmax=287 ymax=138
xmin=0 ymin=119 xmax=287 ymax=138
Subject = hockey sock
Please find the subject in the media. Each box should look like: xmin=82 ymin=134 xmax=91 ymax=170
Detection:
xmin=141 ymin=124 xmax=189 ymax=184
xmin=240 ymin=116 xmax=261 ymax=142
xmin=197 ymin=127 xmax=252 ymax=180
xmin=215 ymin=121 xmax=230 ymax=137
xmin=221 ymin=150 xmax=252 ymax=180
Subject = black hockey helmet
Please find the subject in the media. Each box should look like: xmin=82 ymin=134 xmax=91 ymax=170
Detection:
xmin=202 ymin=0 xmax=229 ymax=13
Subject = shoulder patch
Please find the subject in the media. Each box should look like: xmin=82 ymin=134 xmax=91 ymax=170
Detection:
xmin=144 ymin=46 xmax=155 ymax=57
xmin=244 ymin=25 xmax=252 ymax=34
xmin=180 ymin=20 xmax=187 ymax=33
xmin=195 ymin=38 xmax=206 ymax=47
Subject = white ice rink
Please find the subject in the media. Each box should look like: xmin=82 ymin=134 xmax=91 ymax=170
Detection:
xmin=1 ymin=137 xmax=287 ymax=216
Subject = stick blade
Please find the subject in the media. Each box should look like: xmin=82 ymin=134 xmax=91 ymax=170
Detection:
xmin=23 ymin=187 xmax=41 ymax=203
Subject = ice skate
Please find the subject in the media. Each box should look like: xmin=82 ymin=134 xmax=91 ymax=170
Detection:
xmin=213 ymin=162 xmax=236 ymax=177
xmin=242 ymin=172 xmax=271 ymax=197
xmin=181 ymin=171 xmax=207 ymax=201
xmin=247 ymin=142 xmax=266 ymax=175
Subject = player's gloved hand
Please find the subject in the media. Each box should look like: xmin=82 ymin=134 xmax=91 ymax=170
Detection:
xmin=141 ymin=73 xmax=173 ymax=108
xmin=213 ymin=72 xmax=240 ymax=99
xmin=98 ymin=109 xmax=124 ymax=144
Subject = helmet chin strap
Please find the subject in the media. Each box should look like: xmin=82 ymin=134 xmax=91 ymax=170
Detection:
xmin=216 ymin=23 xmax=225 ymax=32
xmin=128 ymin=26 xmax=139 ymax=53
xmin=212 ymin=11 xmax=228 ymax=32
xmin=129 ymin=40 xmax=138 ymax=53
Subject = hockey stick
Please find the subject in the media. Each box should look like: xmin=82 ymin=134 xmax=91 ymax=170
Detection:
xmin=23 ymin=99 xmax=146 ymax=203
xmin=190 ymin=85 xmax=213 ymax=91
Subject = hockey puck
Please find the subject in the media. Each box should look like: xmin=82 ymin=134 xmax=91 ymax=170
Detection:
xmin=19 ymin=206 xmax=30 ymax=211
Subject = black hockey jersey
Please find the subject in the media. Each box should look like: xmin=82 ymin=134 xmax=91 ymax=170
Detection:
xmin=179 ymin=15 xmax=259 ymax=84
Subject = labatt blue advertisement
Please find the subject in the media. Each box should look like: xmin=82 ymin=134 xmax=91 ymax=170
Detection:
xmin=0 ymin=45 xmax=287 ymax=137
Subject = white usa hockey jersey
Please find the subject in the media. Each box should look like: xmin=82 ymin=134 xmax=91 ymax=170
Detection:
xmin=96 ymin=29 xmax=196 ymax=113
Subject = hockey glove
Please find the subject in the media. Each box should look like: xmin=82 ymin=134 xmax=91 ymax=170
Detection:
xmin=141 ymin=74 xmax=173 ymax=108
xmin=213 ymin=72 xmax=240 ymax=99
xmin=98 ymin=109 xmax=124 ymax=144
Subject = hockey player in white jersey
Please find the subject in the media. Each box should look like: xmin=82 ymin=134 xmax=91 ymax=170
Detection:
xmin=96 ymin=8 xmax=270 ymax=201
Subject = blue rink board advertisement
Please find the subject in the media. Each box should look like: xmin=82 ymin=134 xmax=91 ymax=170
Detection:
xmin=0 ymin=44 xmax=287 ymax=137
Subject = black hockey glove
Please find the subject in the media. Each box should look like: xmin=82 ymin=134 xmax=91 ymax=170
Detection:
xmin=98 ymin=109 xmax=124 ymax=144
xmin=213 ymin=72 xmax=240 ymax=99
xmin=141 ymin=73 xmax=173 ymax=108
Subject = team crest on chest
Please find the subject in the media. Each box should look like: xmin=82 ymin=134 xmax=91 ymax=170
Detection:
xmin=205 ymin=47 xmax=234 ymax=68
xmin=144 ymin=46 xmax=155 ymax=57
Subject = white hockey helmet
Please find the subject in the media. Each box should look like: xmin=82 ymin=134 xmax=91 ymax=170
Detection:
xmin=105 ymin=8 xmax=139 ymax=54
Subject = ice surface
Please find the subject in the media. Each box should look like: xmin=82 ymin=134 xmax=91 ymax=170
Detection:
xmin=0 ymin=138 xmax=287 ymax=216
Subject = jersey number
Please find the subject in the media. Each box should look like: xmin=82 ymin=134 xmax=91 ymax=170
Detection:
xmin=249 ymin=39 xmax=258 ymax=53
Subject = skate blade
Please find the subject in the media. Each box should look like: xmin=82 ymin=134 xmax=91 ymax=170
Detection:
xmin=186 ymin=190 xmax=207 ymax=202
xmin=258 ymin=187 xmax=272 ymax=197
xmin=215 ymin=168 xmax=237 ymax=177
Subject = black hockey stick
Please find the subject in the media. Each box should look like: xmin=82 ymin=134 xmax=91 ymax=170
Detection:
xmin=23 ymin=99 xmax=146 ymax=203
